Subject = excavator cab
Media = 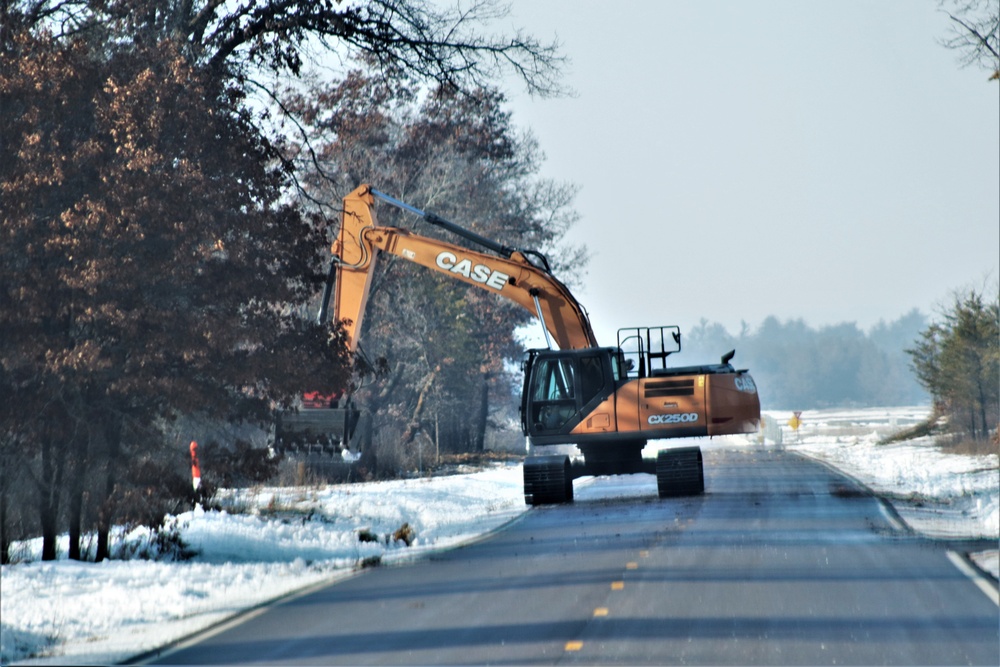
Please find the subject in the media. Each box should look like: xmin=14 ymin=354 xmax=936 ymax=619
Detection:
xmin=520 ymin=326 xmax=760 ymax=504
xmin=521 ymin=328 xmax=684 ymax=440
xmin=521 ymin=347 xmax=620 ymax=438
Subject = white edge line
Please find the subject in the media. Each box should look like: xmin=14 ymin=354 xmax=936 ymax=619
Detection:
xmin=877 ymin=501 xmax=907 ymax=533
xmin=128 ymin=571 xmax=362 ymax=664
xmin=793 ymin=450 xmax=912 ymax=534
xmin=946 ymin=550 xmax=1000 ymax=607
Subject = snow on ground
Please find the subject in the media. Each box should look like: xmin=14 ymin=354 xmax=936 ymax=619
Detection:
xmin=1 ymin=466 xmax=528 ymax=666
xmin=769 ymin=406 xmax=999 ymax=581
xmin=775 ymin=407 xmax=999 ymax=542
xmin=2 ymin=406 xmax=998 ymax=665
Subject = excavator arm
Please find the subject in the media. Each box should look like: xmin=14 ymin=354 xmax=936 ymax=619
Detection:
xmin=321 ymin=184 xmax=758 ymax=506
xmin=331 ymin=184 xmax=598 ymax=352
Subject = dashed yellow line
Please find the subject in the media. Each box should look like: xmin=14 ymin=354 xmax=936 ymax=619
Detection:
xmin=567 ymin=556 xmax=647 ymax=655
xmin=567 ymin=556 xmax=650 ymax=653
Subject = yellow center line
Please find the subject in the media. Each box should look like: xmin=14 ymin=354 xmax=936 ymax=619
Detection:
xmin=626 ymin=561 xmax=638 ymax=570
xmin=593 ymin=607 xmax=609 ymax=617
xmin=611 ymin=580 xmax=625 ymax=590
xmin=565 ymin=640 xmax=584 ymax=651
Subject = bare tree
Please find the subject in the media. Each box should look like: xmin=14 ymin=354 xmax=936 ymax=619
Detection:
xmin=282 ymin=72 xmax=585 ymax=465
xmin=939 ymin=0 xmax=1000 ymax=80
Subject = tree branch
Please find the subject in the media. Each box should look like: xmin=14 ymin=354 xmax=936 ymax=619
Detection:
xmin=948 ymin=13 xmax=1000 ymax=60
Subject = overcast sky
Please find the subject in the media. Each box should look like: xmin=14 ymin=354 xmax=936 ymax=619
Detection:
xmin=500 ymin=0 xmax=999 ymax=347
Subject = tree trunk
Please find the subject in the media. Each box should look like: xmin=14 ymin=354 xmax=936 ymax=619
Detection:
xmin=39 ymin=503 xmax=58 ymax=561
xmin=473 ymin=372 xmax=491 ymax=453
xmin=95 ymin=415 xmax=122 ymax=562
xmin=67 ymin=490 xmax=83 ymax=560
xmin=976 ymin=378 xmax=989 ymax=442
xmin=403 ymin=371 xmax=436 ymax=444
xmin=1 ymin=473 xmax=10 ymax=565
xmin=0 ymin=443 xmax=19 ymax=565
xmin=66 ymin=433 xmax=89 ymax=561
xmin=355 ymin=410 xmax=376 ymax=478
xmin=38 ymin=438 xmax=65 ymax=561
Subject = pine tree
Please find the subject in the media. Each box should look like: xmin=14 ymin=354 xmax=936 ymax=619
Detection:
xmin=908 ymin=288 xmax=1000 ymax=442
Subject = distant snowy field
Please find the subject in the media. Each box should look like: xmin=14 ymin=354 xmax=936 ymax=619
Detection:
xmin=2 ymin=406 xmax=997 ymax=665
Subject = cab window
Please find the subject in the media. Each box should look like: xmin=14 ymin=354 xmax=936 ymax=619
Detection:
xmin=578 ymin=355 xmax=605 ymax=405
xmin=533 ymin=358 xmax=576 ymax=402
xmin=530 ymin=358 xmax=577 ymax=433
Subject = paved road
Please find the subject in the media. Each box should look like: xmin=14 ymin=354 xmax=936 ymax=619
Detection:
xmin=150 ymin=448 xmax=999 ymax=665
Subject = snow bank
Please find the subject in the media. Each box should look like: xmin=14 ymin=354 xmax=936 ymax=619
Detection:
xmin=1 ymin=465 xmax=526 ymax=665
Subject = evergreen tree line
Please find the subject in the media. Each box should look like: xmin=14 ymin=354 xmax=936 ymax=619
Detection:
xmin=681 ymin=309 xmax=931 ymax=409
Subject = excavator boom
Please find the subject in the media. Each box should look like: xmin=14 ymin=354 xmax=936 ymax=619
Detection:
xmin=332 ymin=184 xmax=598 ymax=351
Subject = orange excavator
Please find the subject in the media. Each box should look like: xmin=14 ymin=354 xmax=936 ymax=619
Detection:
xmin=325 ymin=184 xmax=760 ymax=504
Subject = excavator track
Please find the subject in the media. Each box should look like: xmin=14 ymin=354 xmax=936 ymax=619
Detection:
xmin=656 ymin=446 xmax=705 ymax=497
xmin=523 ymin=455 xmax=574 ymax=505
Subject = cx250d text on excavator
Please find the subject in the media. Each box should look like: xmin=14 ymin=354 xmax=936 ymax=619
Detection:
xmin=324 ymin=184 xmax=760 ymax=504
